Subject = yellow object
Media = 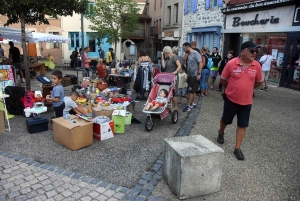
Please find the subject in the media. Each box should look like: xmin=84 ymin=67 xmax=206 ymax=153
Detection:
xmin=87 ymin=102 xmax=92 ymax=113
xmin=96 ymin=89 xmax=100 ymax=94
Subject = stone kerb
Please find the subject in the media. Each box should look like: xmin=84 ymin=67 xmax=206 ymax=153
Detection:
xmin=163 ymin=135 xmax=224 ymax=200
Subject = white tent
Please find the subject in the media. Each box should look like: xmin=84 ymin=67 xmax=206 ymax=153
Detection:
xmin=0 ymin=26 xmax=70 ymax=43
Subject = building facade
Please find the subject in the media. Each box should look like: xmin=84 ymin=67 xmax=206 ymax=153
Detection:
xmin=182 ymin=0 xmax=224 ymax=56
xmin=0 ymin=16 xmax=62 ymax=64
xmin=222 ymin=0 xmax=300 ymax=90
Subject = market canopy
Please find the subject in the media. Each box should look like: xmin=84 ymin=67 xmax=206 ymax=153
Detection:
xmin=0 ymin=26 xmax=70 ymax=43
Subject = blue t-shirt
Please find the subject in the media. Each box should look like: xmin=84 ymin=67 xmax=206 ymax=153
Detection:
xmin=51 ymin=84 xmax=64 ymax=107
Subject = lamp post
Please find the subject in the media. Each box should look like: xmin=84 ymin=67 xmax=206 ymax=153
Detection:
xmin=81 ymin=13 xmax=85 ymax=68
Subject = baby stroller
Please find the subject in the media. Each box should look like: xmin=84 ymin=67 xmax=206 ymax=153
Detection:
xmin=142 ymin=73 xmax=178 ymax=131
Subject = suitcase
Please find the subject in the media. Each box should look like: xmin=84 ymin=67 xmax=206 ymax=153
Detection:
xmin=37 ymin=75 xmax=52 ymax=84
xmin=26 ymin=116 xmax=49 ymax=134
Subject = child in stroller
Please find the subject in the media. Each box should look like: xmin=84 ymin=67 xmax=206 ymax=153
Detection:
xmin=144 ymin=89 xmax=168 ymax=111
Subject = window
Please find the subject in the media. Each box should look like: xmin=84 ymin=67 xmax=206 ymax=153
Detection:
xmin=160 ymin=0 xmax=162 ymax=7
xmin=212 ymin=0 xmax=218 ymax=8
xmin=69 ymin=32 xmax=79 ymax=49
xmin=153 ymin=21 xmax=156 ymax=28
xmin=159 ymin=19 xmax=161 ymax=32
xmin=87 ymin=33 xmax=96 ymax=52
xmin=154 ymin=0 xmax=156 ymax=10
xmin=204 ymin=33 xmax=217 ymax=52
xmin=167 ymin=6 xmax=171 ymax=24
xmin=85 ymin=2 xmax=94 ymax=16
xmin=130 ymin=44 xmax=136 ymax=55
xmin=49 ymin=32 xmax=60 ymax=49
xmin=187 ymin=0 xmax=191 ymax=13
xmin=174 ymin=4 xmax=178 ymax=23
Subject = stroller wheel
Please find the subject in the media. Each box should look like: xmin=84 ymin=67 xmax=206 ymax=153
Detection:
xmin=171 ymin=110 xmax=178 ymax=124
xmin=145 ymin=116 xmax=154 ymax=132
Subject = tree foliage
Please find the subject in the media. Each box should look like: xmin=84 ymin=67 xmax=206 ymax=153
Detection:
xmin=0 ymin=0 xmax=88 ymax=89
xmin=87 ymin=0 xmax=140 ymax=50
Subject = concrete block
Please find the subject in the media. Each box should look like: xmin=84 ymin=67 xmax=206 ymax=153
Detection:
xmin=163 ymin=135 xmax=224 ymax=199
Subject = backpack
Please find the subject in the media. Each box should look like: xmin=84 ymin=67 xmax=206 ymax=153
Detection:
xmin=4 ymin=86 xmax=25 ymax=115
xmin=23 ymin=91 xmax=35 ymax=109
xmin=204 ymin=54 xmax=213 ymax=69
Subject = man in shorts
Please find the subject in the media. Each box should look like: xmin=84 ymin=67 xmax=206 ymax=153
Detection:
xmin=217 ymin=41 xmax=263 ymax=160
xmin=259 ymin=49 xmax=273 ymax=91
xmin=182 ymin=42 xmax=203 ymax=112
xmin=9 ymin=41 xmax=24 ymax=83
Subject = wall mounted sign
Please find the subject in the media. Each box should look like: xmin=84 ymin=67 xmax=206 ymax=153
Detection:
xmin=232 ymin=14 xmax=279 ymax=27
xmin=226 ymin=5 xmax=294 ymax=30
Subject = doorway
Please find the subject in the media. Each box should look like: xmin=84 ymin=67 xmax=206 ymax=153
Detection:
xmin=280 ymin=32 xmax=300 ymax=90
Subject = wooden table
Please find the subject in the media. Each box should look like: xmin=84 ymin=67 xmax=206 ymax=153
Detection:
xmin=21 ymin=63 xmax=46 ymax=76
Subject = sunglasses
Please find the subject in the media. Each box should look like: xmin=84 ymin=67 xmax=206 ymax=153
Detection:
xmin=245 ymin=48 xmax=258 ymax=54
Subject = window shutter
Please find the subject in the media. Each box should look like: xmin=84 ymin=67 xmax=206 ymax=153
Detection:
xmin=184 ymin=0 xmax=188 ymax=15
xmin=205 ymin=0 xmax=210 ymax=10
xmin=218 ymin=0 xmax=223 ymax=7
xmin=193 ymin=0 xmax=198 ymax=13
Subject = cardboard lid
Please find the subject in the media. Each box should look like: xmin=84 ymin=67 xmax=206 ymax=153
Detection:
xmin=52 ymin=116 xmax=93 ymax=129
xmin=112 ymin=110 xmax=126 ymax=117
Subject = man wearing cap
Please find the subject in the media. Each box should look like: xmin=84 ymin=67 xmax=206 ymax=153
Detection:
xmin=217 ymin=41 xmax=263 ymax=160
xmin=9 ymin=41 xmax=25 ymax=83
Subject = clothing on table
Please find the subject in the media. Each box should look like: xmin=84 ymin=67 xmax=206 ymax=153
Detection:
xmin=165 ymin=54 xmax=180 ymax=73
xmin=63 ymin=96 xmax=78 ymax=113
xmin=9 ymin=46 xmax=21 ymax=63
xmin=186 ymin=50 xmax=202 ymax=77
xmin=259 ymin=55 xmax=273 ymax=71
xmin=51 ymin=84 xmax=64 ymax=107
xmin=221 ymin=57 xmax=263 ymax=105
xmin=178 ymin=72 xmax=188 ymax=88
xmin=210 ymin=53 xmax=222 ymax=71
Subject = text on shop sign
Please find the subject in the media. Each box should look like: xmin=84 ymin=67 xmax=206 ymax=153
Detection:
xmin=232 ymin=14 xmax=279 ymax=27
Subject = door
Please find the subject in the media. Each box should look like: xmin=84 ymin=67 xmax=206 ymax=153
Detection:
xmin=280 ymin=32 xmax=300 ymax=90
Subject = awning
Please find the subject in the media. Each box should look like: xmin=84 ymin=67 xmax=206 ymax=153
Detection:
xmin=162 ymin=37 xmax=180 ymax=41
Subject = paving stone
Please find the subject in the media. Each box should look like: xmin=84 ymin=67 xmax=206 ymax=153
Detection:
xmin=14 ymin=174 xmax=25 ymax=180
xmin=113 ymin=192 xmax=125 ymax=199
xmin=141 ymin=175 xmax=152 ymax=181
xmin=146 ymin=171 xmax=155 ymax=176
xmin=134 ymin=184 xmax=143 ymax=191
xmin=128 ymin=189 xmax=140 ymax=196
xmin=140 ymin=189 xmax=151 ymax=197
xmin=78 ymin=181 xmax=88 ymax=188
xmin=103 ymin=189 xmax=115 ymax=197
xmin=118 ymin=187 xmax=129 ymax=193
xmin=37 ymin=188 xmax=46 ymax=194
xmin=63 ymin=171 xmax=74 ymax=177
xmin=15 ymin=195 xmax=27 ymax=201
xmin=56 ymin=187 xmax=65 ymax=193
xmin=4 ymin=169 xmax=12 ymax=174
xmin=62 ymin=197 xmax=76 ymax=201
xmin=8 ymin=191 xmax=20 ymax=199
xmin=107 ymin=197 xmax=119 ymax=201
xmin=41 ymin=179 xmax=52 ymax=186
xmin=0 ymin=189 xmax=9 ymax=196
xmin=123 ymin=193 xmax=137 ymax=201
xmin=62 ymin=183 xmax=72 ymax=190
xmin=80 ymin=195 xmax=92 ymax=201
xmin=71 ymin=192 xmax=82 ymax=200
xmin=33 ymin=194 xmax=47 ymax=200
xmin=134 ymin=195 xmax=147 ymax=201
xmin=69 ymin=185 xmax=81 ymax=193
xmin=53 ymin=194 xmax=64 ymax=201
xmin=79 ymin=188 xmax=90 ymax=196
xmin=40 ymin=164 xmax=50 ymax=169
xmin=156 ymin=160 xmax=163 ymax=164
xmin=38 ymin=175 xmax=48 ymax=181
xmin=3 ymin=182 xmax=14 ymax=189
xmin=1 ymin=173 xmax=10 ymax=180
xmin=99 ymin=181 xmax=110 ymax=188
xmin=96 ymin=194 xmax=108 ymax=201
xmin=81 ymin=176 xmax=92 ymax=182
xmin=46 ymin=198 xmax=55 ymax=201
xmin=109 ymin=184 xmax=119 ymax=190
xmin=71 ymin=173 xmax=81 ymax=180
xmin=88 ymin=191 xmax=99 ymax=198
xmin=19 ymin=182 xmax=30 ymax=189
xmin=86 ymin=184 xmax=98 ymax=191
xmin=46 ymin=190 xmax=58 ymax=198
xmin=26 ymin=191 xmax=38 ymax=199
xmin=55 ymin=169 xmax=65 ymax=174
xmin=88 ymin=178 xmax=100 ymax=185
xmin=20 ymin=187 xmax=31 ymax=194
xmin=52 ymin=180 xmax=64 ymax=187
xmin=31 ymin=183 xmax=43 ymax=190
xmin=138 ymin=179 xmax=147 ymax=185
xmin=153 ymin=175 xmax=162 ymax=180
xmin=144 ymin=184 xmax=155 ymax=192
xmin=29 ymin=178 xmax=39 ymax=185
xmin=62 ymin=190 xmax=73 ymax=198
xmin=48 ymin=166 xmax=56 ymax=171
xmin=149 ymin=179 xmax=159 ymax=186
xmin=153 ymin=164 xmax=161 ymax=169
xmin=9 ymin=185 xmax=21 ymax=193
xmin=44 ymin=184 xmax=55 ymax=191
xmin=95 ymin=186 xmax=107 ymax=194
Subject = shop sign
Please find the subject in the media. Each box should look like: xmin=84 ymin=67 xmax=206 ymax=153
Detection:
xmin=293 ymin=4 xmax=300 ymax=26
xmin=221 ymin=0 xmax=295 ymax=14
xmin=232 ymin=14 xmax=279 ymax=27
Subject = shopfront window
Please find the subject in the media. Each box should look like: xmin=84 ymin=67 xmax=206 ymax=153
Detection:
xmin=243 ymin=33 xmax=287 ymax=83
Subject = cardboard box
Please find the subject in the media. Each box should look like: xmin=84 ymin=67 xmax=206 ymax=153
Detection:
xmin=112 ymin=110 xmax=126 ymax=134
xmin=125 ymin=112 xmax=132 ymax=125
xmin=93 ymin=121 xmax=114 ymax=141
xmin=126 ymin=102 xmax=135 ymax=114
xmin=53 ymin=116 xmax=93 ymax=151
xmin=0 ymin=110 xmax=5 ymax=133
xmin=92 ymin=106 xmax=115 ymax=119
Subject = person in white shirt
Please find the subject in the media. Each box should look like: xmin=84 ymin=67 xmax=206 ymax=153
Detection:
xmin=259 ymin=49 xmax=274 ymax=91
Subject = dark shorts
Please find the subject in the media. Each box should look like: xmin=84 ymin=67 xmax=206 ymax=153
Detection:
xmin=54 ymin=102 xmax=65 ymax=118
xmin=221 ymin=97 xmax=252 ymax=128
xmin=12 ymin=62 xmax=21 ymax=70
xmin=187 ymin=76 xmax=198 ymax=94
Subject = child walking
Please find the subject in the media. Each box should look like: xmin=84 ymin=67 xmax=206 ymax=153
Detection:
xmin=144 ymin=89 xmax=168 ymax=111
xmin=46 ymin=70 xmax=65 ymax=118
xmin=177 ymin=68 xmax=188 ymax=104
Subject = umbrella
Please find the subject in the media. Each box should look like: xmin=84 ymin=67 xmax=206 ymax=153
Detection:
xmin=0 ymin=26 xmax=33 ymax=41
xmin=30 ymin=32 xmax=70 ymax=43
